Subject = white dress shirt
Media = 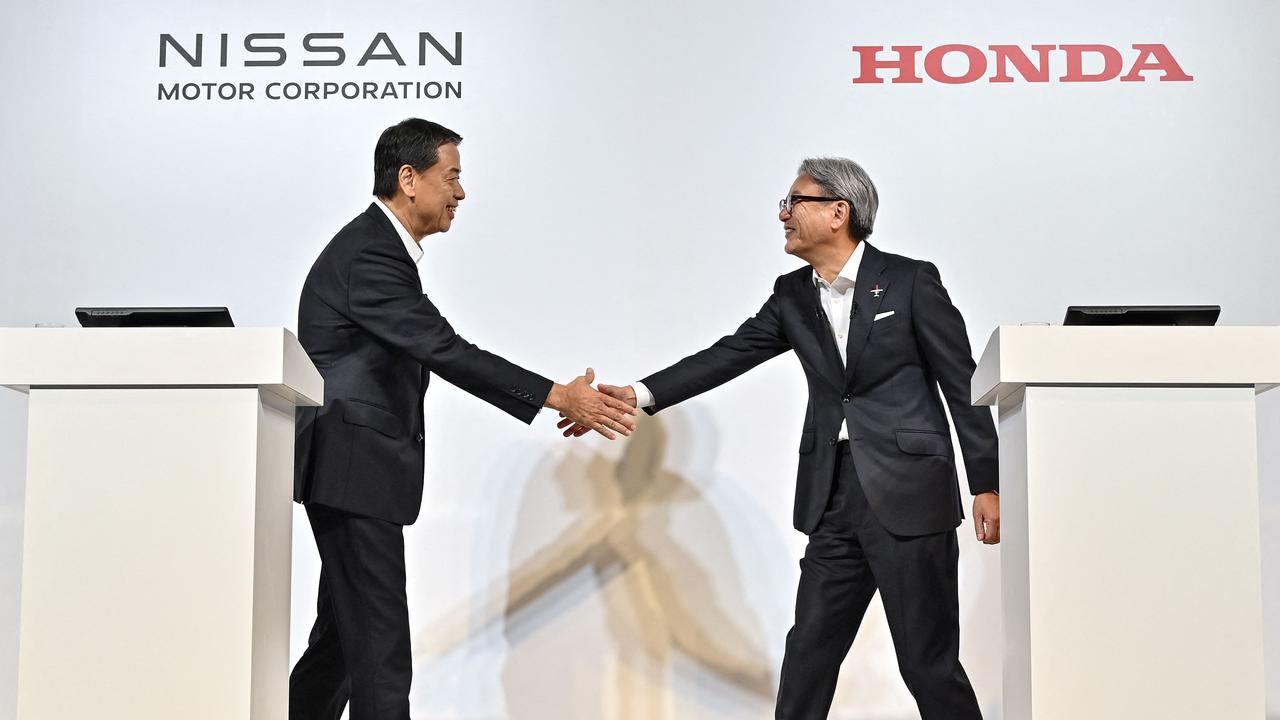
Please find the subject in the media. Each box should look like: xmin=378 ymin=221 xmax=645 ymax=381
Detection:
xmin=375 ymin=199 xmax=424 ymax=265
xmin=634 ymin=243 xmax=864 ymax=441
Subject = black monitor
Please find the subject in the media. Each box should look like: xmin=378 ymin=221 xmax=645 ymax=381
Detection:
xmin=1063 ymin=305 xmax=1220 ymax=327
xmin=75 ymin=307 xmax=235 ymax=328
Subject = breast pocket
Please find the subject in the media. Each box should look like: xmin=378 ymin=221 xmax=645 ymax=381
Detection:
xmin=871 ymin=309 xmax=903 ymax=331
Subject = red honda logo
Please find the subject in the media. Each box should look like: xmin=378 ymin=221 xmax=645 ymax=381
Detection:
xmin=852 ymin=44 xmax=1193 ymax=84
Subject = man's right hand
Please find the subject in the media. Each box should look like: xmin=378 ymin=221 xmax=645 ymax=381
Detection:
xmin=544 ymin=369 xmax=637 ymax=440
xmin=557 ymin=383 xmax=637 ymax=438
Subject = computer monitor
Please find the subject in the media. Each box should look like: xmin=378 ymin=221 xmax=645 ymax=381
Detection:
xmin=1062 ymin=305 xmax=1219 ymax=326
xmin=75 ymin=307 xmax=235 ymax=328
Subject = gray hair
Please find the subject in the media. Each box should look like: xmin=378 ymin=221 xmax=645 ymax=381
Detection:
xmin=798 ymin=157 xmax=879 ymax=239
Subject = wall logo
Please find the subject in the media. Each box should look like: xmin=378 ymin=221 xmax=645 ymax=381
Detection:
xmin=156 ymin=32 xmax=464 ymax=102
xmin=851 ymin=44 xmax=1193 ymax=84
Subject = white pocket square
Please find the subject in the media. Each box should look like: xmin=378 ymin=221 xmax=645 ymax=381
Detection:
xmin=874 ymin=310 xmax=896 ymax=321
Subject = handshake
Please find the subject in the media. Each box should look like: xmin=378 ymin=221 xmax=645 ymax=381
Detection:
xmin=543 ymin=368 xmax=639 ymax=440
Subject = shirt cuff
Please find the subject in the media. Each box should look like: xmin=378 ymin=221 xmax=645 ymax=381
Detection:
xmin=632 ymin=381 xmax=655 ymax=409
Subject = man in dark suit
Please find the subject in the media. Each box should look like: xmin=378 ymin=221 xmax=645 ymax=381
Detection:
xmin=561 ymin=157 xmax=999 ymax=718
xmin=289 ymin=118 xmax=637 ymax=720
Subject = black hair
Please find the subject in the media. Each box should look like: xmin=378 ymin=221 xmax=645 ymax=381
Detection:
xmin=372 ymin=118 xmax=463 ymax=199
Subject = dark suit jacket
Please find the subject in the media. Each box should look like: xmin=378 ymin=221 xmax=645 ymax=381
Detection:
xmin=294 ymin=203 xmax=553 ymax=525
xmin=641 ymin=242 xmax=997 ymax=536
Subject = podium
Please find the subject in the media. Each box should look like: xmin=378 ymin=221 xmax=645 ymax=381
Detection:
xmin=0 ymin=328 xmax=322 ymax=720
xmin=972 ymin=326 xmax=1280 ymax=719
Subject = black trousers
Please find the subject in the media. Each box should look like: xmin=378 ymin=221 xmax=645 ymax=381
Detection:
xmin=289 ymin=503 xmax=413 ymax=720
xmin=775 ymin=443 xmax=981 ymax=719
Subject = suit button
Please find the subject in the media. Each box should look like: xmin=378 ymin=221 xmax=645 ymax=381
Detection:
xmin=416 ymin=433 xmax=424 ymax=443
xmin=828 ymin=437 xmax=838 ymax=446
xmin=842 ymin=394 xmax=851 ymax=403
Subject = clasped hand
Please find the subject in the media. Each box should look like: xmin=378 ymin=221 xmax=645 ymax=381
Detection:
xmin=556 ymin=383 xmax=635 ymax=439
xmin=545 ymin=369 xmax=637 ymax=440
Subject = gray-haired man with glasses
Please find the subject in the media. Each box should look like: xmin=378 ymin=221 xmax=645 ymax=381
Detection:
xmin=562 ymin=157 xmax=999 ymax=718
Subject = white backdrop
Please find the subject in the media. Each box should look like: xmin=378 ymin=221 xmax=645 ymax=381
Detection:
xmin=3 ymin=1 xmax=1280 ymax=718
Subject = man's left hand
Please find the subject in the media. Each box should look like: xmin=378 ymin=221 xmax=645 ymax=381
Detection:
xmin=973 ymin=492 xmax=1000 ymax=544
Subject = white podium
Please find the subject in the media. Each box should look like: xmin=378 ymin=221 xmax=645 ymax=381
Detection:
xmin=973 ymin=326 xmax=1280 ymax=720
xmin=0 ymin=328 xmax=322 ymax=720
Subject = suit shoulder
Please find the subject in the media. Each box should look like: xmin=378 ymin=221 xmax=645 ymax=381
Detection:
xmin=303 ymin=208 xmax=389 ymax=285
xmin=876 ymin=247 xmax=928 ymax=270
xmin=776 ymin=264 xmax=814 ymax=290
xmin=876 ymin=248 xmax=943 ymax=286
xmin=331 ymin=208 xmax=388 ymax=247
xmin=315 ymin=208 xmax=393 ymax=262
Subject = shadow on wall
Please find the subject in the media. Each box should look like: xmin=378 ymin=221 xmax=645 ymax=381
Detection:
xmin=415 ymin=408 xmax=785 ymax=719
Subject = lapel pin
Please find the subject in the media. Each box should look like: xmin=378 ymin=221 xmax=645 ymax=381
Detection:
xmin=870 ymin=283 xmax=884 ymax=298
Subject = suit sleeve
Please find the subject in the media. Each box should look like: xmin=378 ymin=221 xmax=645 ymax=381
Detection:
xmin=640 ymin=278 xmax=792 ymax=414
xmin=346 ymin=240 xmax=553 ymax=424
xmin=911 ymin=262 xmax=998 ymax=495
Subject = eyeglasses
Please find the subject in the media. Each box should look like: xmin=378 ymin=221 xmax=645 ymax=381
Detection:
xmin=779 ymin=194 xmax=843 ymax=213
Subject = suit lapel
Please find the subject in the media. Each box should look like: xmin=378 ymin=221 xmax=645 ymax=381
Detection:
xmin=799 ymin=275 xmax=847 ymax=391
xmin=844 ymin=242 xmax=889 ymax=386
